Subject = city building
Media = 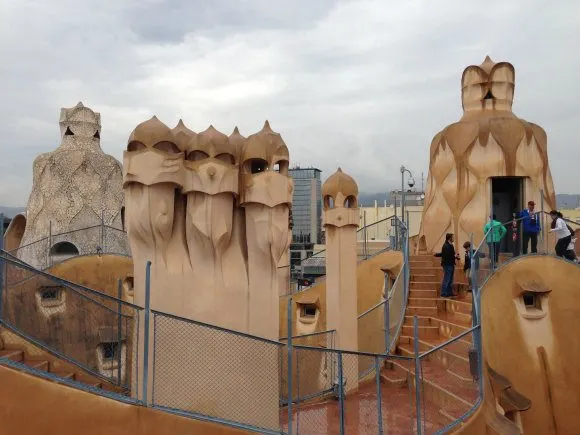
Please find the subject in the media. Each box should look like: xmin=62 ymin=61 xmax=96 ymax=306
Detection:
xmin=288 ymin=167 xmax=323 ymax=276
xmin=288 ymin=167 xmax=322 ymax=245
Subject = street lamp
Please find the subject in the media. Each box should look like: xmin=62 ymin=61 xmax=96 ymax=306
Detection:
xmin=400 ymin=165 xmax=415 ymax=225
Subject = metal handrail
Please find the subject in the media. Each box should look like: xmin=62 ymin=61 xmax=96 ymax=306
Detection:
xmin=8 ymin=223 xmax=125 ymax=255
xmin=281 ymin=214 xmax=399 ymax=271
xmin=151 ymin=309 xmax=283 ymax=347
xmin=419 ymin=325 xmax=479 ymax=360
xmin=279 ymin=329 xmax=335 ymax=341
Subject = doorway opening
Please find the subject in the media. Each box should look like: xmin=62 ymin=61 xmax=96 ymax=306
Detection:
xmin=491 ymin=177 xmax=524 ymax=254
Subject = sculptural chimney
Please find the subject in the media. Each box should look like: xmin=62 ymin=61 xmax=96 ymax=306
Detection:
xmin=418 ymin=56 xmax=556 ymax=253
xmin=322 ymin=168 xmax=359 ymax=352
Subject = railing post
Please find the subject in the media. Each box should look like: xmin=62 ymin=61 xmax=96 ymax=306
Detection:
xmin=287 ymin=296 xmax=293 ymax=435
xmin=413 ymin=316 xmax=423 ymax=435
xmin=101 ymin=210 xmax=105 ymax=254
xmin=540 ymin=189 xmax=546 ymax=254
xmin=142 ymin=261 xmax=152 ymax=406
xmin=117 ymin=278 xmax=123 ymax=386
xmin=337 ymin=351 xmax=345 ymax=435
xmin=363 ymin=210 xmax=368 ymax=259
xmin=48 ymin=220 xmax=52 ymax=267
xmin=469 ymin=233 xmax=477 ymax=327
xmin=394 ymin=201 xmax=399 ymax=250
xmin=375 ymin=356 xmax=384 ymax=434
xmin=0 ymin=213 xmax=4 ymax=321
xmin=384 ymin=290 xmax=390 ymax=353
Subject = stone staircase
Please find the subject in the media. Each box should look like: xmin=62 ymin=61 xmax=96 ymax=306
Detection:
xmin=0 ymin=328 xmax=124 ymax=395
xmin=381 ymin=253 xmax=479 ymax=428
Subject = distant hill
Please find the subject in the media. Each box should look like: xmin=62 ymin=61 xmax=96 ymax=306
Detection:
xmin=0 ymin=206 xmax=25 ymax=218
xmin=358 ymin=192 xmax=580 ymax=210
xmin=1 ymin=193 xmax=578 ymax=219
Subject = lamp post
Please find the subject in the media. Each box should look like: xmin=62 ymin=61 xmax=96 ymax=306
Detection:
xmin=400 ymin=166 xmax=415 ymax=226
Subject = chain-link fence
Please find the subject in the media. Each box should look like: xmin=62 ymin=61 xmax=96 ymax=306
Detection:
xmin=0 ymin=253 xmax=141 ymax=392
xmin=280 ymin=330 xmax=336 ymax=407
xmin=283 ymin=347 xmax=416 ymax=434
xmin=151 ymin=310 xmax=283 ymax=433
xmin=8 ymin=223 xmax=130 ymax=270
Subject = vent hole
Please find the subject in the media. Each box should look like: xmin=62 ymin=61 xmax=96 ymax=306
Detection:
xmin=522 ymin=292 xmax=541 ymax=310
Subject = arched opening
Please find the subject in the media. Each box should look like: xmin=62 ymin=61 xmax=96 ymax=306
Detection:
xmin=323 ymin=195 xmax=334 ymax=210
xmin=50 ymin=242 xmax=79 ymax=256
xmin=49 ymin=242 xmax=79 ymax=264
xmin=344 ymin=195 xmax=357 ymax=208
xmin=245 ymin=158 xmax=268 ymax=174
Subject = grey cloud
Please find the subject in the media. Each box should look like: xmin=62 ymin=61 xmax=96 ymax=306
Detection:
xmin=123 ymin=0 xmax=341 ymax=43
xmin=1 ymin=0 xmax=580 ymax=205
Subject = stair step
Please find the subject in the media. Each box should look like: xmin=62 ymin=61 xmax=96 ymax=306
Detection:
xmin=24 ymin=360 xmax=50 ymax=371
xmin=75 ymin=374 xmax=104 ymax=389
xmin=410 ymin=281 xmax=439 ymax=290
xmin=52 ymin=371 xmax=75 ymax=380
xmin=444 ymin=299 xmax=473 ymax=315
xmin=0 ymin=350 xmax=24 ymax=362
xmin=406 ymin=306 xmax=438 ymax=317
xmin=411 ymin=273 xmax=437 ymax=280
xmin=408 ymin=297 xmax=438 ymax=307
xmin=402 ymin=324 xmax=439 ymax=339
xmin=380 ymin=371 xmax=408 ymax=387
xmin=410 ymin=289 xmax=438 ymax=298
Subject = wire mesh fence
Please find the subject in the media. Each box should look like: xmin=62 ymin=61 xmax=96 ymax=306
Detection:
xmin=8 ymin=224 xmax=130 ymax=270
xmin=151 ymin=311 xmax=283 ymax=433
xmin=284 ymin=348 xmax=417 ymax=435
xmin=280 ymin=330 xmax=336 ymax=408
xmin=0 ymin=253 xmax=141 ymax=392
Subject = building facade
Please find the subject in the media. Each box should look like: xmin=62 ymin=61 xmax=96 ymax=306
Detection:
xmin=289 ymin=167 xmax=322 ymax=244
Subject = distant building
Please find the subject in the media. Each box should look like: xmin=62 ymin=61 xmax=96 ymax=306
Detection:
xmin=289 ymin=167 xmax=322 ymax=245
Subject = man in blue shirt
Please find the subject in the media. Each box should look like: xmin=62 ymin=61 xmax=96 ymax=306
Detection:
xmin=519 ymin=201 xmax=540 ymax=254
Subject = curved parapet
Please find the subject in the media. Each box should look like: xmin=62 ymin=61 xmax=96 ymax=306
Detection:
xmin=3 ymin=213 xmax=26 ymax=252
xmin=457 ymin=255 xmax=580 ymax=434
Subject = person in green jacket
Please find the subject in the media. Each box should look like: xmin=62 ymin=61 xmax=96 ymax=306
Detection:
xmin=483 ymin=214 xmax=507 ymax=270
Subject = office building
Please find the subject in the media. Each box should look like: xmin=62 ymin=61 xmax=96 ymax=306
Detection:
xmin=289 ymin=167 xmax=322 ymax=245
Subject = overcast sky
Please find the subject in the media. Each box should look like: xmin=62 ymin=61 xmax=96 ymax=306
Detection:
xmin=1 ymin=0 xmax=579 ymax=206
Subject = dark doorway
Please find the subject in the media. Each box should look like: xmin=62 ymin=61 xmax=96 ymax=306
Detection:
xmin=491 ymin=177 xmax=524 ymax=254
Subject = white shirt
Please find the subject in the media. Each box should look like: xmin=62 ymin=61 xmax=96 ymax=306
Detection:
xmin=550 ymin=218 xmax=571 ymax=240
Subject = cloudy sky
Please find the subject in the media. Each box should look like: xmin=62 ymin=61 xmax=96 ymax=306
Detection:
xmin=0 ymin=0 xmax=579 ymax=206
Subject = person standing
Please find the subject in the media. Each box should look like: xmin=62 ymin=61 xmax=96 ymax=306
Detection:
xmin=519 ymin=201 xmax=540 ymax=254
xmin=483 ymin=215 xmax=507 ymax=270
xmin=434 ymin=233 xmax=460 ymax=298
xmin=549 ymin=210 xmax=572 ymax=258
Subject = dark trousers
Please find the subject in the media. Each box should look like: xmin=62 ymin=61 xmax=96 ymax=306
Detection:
xmin=512 ymin=238 xmax=520 ymax=257
xmin=555 ymin=235 xmax=572 ymax=258
xmin=522 ymin=232 xmax=538 ymax=254
xmin=441 ymin=265 xmax=454 ymax=297
xmin=488 ymin=242 xmax=500 ymax=269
